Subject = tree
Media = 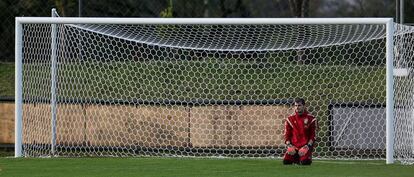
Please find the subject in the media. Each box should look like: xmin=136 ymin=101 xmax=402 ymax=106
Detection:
xmin=287 ymin=0 xmax=311 ymax=64
xmin=52 ymin=0 xmax=77 ymax=16
xmin=160 ymin=0 xmax=173 ymax=18
xmin=288 ymin=0 xmax=310 ymax=17
xmin=407 ymin=0 xmax=414 ymax=23
xmin=82 ymin=0 xmax=167 ymax=17
xmin=319 ymin=0 xmax=394 ymax=18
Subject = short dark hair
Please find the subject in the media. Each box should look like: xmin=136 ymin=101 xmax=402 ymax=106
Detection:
xmin=294 ymin=98 xmax=305 ymax=105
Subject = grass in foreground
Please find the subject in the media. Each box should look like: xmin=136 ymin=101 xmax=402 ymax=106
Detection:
xmin=0 ymin=157 xmax=413 ymax=177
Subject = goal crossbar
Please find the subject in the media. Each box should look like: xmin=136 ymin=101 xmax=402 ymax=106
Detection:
xmin=16 ymin=17 xmax=392 ymax=25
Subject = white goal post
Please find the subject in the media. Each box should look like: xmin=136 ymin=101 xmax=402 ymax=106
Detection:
xmin=14 ymin=17 xmax=414 ymax=164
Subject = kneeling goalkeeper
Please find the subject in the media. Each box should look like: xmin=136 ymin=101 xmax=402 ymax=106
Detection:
xmin=283 ymin=98 xmax=317 ymax=165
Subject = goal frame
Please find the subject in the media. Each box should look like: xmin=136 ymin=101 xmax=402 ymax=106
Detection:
xmin=14 ymin=17 xmax=395 ymax=163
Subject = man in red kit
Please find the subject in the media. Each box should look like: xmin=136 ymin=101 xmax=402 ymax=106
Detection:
xmin=283 ymin=98 xmax=317 ymax=165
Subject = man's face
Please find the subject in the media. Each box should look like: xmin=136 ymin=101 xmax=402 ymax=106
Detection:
xmin=294 ymin=102 xmax=305 ymax=115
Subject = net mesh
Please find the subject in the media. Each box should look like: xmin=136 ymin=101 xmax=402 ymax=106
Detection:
xmin=19 ymin=21 xmax=414 ymax=163
xmin=394 ymin=24 xmax=414 ymax=164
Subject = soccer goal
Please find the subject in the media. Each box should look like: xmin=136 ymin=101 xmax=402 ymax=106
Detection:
xmin=14 ymin=17 xmax=414 ymax=164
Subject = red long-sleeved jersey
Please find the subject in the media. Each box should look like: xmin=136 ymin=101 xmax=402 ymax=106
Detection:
xmin=284 ymin=111 xmax=317 ymax=148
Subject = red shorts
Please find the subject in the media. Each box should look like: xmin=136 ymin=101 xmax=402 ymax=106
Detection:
xmin=283 ymin=146 xmax=313 ymax=163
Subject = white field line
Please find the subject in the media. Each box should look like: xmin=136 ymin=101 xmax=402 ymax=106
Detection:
xmin=315 ymin=160 xmax=384 ymax=165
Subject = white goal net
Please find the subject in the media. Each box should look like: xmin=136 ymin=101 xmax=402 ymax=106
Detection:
xmin=15 ymin=18 xmax=414 ymax=163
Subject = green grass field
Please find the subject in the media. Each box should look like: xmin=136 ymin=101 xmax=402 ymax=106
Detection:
xmin=0 ymin=157 xmax=413 ymax=177
xmin=0 ymin=62 xmax=14 ymax=97
xmin=2 ymin=60 xmax=386 ymax=101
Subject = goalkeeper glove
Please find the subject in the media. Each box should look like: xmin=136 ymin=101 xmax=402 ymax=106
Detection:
xmin=298 ymin=145 xmax=309 ymax=156
xmin=287 ymin=145 xmax=297 ymax=155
